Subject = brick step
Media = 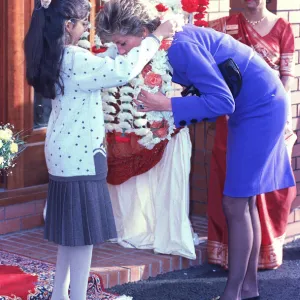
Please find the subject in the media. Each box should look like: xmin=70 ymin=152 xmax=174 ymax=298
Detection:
xmin=1 ymin=212 xmax=300 ymax=289
xmin=91 ymin=241 xmax=207 ymax=288
xmin=0 ymin=216 xmax=209 ymax=288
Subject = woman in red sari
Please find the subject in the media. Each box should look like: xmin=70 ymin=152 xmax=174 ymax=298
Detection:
xmin=207 ymin=0 xmax=296 ymax=275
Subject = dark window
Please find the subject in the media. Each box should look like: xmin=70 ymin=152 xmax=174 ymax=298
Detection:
xmin=34 ymin=93 xmax=52 ymax=128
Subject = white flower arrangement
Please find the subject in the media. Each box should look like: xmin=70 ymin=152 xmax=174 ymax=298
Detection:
xmin=102 ymin=44 xmax=177 ymax=149
xmin=104 ymin=114 xmax=115 ymax=122
xmin=119 ymin=112 xmax=134 ymax=121
xmin=134 ymin=118 xmax=148 ymax=127
xmin=0 ymin=123 xmax=25 ymax=173
xmin=149 ymin=0 xmax=189 ymax=23
xmin=151 ymin=51 xmax=169 ymax=75
xmin=103 ymin=103 xmax=117 ymax=114
xmin=120 ymin=86 xmax=135 ymax=94
xmin=78 ymin=31 xmax=91 ymax=49
xmin=160 ymin=0 xmax=184 ymax=13
xmin=77 ymin=39 xmax=91 ymax=49
xmin=95 ymin=1 xmax=187 ymax=149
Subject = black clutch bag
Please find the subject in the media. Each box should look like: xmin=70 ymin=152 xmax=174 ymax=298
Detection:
xmin=181 ymin=58 xmax=242 ymax=98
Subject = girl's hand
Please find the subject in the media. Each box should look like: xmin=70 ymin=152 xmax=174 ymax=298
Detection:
xmin=152 ymin=19 xmax=179 ymax=40
xmin=134 ymin=89 xmax=172 ymax=112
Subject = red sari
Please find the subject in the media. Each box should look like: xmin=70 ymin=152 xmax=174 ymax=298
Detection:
xmin=207 ymin=13 xmax=296 ymax=269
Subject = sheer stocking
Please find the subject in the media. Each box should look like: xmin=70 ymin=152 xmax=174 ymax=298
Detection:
xmin=220 ymin=196 xmax=254 ymax=300
xmin=241 ymin=196 xmax=261 ymax=299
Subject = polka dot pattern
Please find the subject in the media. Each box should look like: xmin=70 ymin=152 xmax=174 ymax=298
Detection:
xmin=45 ymin=38 xmax=160 ymax=177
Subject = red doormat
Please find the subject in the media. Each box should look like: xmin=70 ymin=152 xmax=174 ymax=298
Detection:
xmin=0 ymin=250 xmax=132 ymax=300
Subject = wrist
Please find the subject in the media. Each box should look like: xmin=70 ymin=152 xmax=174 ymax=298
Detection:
xmin=148 ymin=33 xmax=162 ymax=44
xmin=166 ymin=97 xmax=172 ymax=111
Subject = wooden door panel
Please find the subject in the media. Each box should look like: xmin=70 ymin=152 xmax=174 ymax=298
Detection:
xmin=0 ymin=0 xmax=8 ymax=189
xmin=23 ymin=144 xmax=48 ymax=187
xmin=1 ymin=0 xmax=98 ymax=194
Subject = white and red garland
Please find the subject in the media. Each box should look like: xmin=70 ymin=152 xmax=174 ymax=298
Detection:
xmin=101 ymin=40 xmax=175 ymax=149
xmin=95 ymin=0 xmax=210 ymax=149
xmin=181 ymin=0 xmax=209 ymax=26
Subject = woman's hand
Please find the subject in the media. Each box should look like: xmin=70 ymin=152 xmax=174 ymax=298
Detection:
xmin=152 ymin=19 xmax=179 ymax=40
xmin=134 ymin=89 xmax=172 ymax=112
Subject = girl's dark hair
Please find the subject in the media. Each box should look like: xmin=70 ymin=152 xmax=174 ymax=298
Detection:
xmin=24 ymin=0 xmax=90 ymax=99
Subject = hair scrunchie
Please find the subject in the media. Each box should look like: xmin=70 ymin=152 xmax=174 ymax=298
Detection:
xmin=41 ymin=0 xmax=52 ymax=9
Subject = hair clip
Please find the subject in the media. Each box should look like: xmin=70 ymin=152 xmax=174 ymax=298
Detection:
xmin=41 ymin=0 xmax=52 ymax=9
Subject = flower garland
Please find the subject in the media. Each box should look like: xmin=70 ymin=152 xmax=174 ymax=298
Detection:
xmin=94 ymin=0 xmax=210 ymax=149
xmin=181 ymin=0 xmax=209 ymax=27
xmin=152 ymin=0 xmax=209 ymax=26
xmin=101 ymin=40 xmax=175 ymax=150
xmin=153 ymin=0 xmax=185 ymax=14
xmin=78 ymin=31 xmax=91 ymax=49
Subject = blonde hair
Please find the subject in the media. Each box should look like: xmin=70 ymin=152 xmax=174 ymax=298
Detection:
xmin=96 ymin=0 xmax=160 ymax=42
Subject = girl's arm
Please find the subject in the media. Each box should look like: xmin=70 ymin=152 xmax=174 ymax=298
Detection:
xmin=66 ymin=36 xmax=160 ymax=91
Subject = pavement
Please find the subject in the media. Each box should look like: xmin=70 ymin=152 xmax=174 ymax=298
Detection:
xmin=108 ymin=239 xmax=300 ymax=300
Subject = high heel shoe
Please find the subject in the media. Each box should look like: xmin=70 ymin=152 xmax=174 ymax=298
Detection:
xmin=212 ymin=296 xmax=260 ymax=300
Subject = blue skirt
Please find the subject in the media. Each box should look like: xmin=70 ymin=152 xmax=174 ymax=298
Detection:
xmin=224 ymin=55 xmax=295 ymax=197
xmin=44 ymin=176 xmax=117 ymax=246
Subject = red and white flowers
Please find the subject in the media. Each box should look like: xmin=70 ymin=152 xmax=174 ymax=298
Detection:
xmin=101 ymin=41 xmax=175 ymax=149
xmin=152 ymin=0 xmax=209 ymax=27
xmin=98 ymin=0 xmax=210 ymax=149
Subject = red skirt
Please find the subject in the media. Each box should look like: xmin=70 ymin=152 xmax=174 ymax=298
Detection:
xmin=207 ymin=116 xmax=296 ymax=269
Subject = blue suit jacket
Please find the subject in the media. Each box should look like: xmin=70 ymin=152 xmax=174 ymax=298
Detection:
xmin=168 ymin=24 xmax=255 ymax=127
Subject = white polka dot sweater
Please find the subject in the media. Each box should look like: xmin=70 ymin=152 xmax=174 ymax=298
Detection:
xmin=45 ymin=37 xmax=160 ymax=180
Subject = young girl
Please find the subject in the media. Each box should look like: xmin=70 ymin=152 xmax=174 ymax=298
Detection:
xmin=24 ymin=0 xmax=175 ymax=299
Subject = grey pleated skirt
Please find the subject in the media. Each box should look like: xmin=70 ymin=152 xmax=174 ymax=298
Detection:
xmin=44 ymin=176 xmax=117 ymax=246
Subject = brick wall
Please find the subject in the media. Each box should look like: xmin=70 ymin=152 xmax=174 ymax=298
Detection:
xmin=0 ymin=199 xmax=45 ymax=235
xmin=189 ymin=122 xmax=215 ymax=215
xmin=207 ymin=0 xmax=230 ymax=21
xmin=279 ymin=1 xmax=300 ymax=242
xmin=189 ymin=0 xmax=230 ymax=216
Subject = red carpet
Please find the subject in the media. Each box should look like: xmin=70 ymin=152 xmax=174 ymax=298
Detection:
xmin=0 ymin=250 xmax=131 ymax=299
xmin=0 ymin=265 xmax=38 ymax=299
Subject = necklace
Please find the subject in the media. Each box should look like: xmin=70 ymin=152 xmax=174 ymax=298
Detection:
xmin=101 ymin=41 xmax=176 ymax=150
xmin=245 ymin=16 xmax=266 ymax=26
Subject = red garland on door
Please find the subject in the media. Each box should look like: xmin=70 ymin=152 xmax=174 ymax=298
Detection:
xmin=181 ymin=0 xmax=209 ymax=27
xmin=97 ymin=1 xmax=210 ymax=27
